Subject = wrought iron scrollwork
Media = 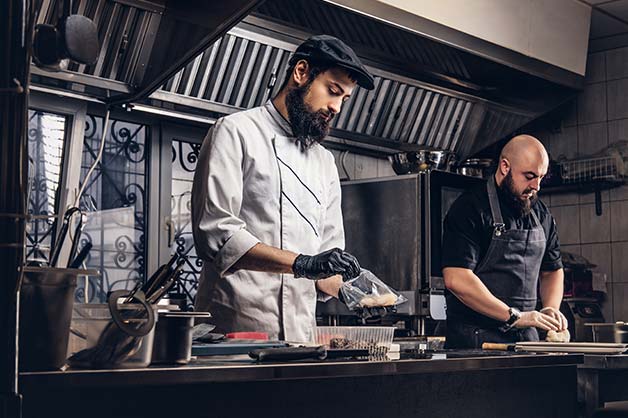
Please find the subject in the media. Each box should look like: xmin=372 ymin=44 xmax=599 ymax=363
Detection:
xmin=172 ymin=140 xmax=200 ymax=173
xmin=76 ymin=115 xmax=148 ymax=301
xmin=170 ymin=139 xmax=203 ymax=306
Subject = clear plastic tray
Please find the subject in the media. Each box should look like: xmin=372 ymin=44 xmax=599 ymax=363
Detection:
xmin=312 ymin=326 xmax=395 ymax=360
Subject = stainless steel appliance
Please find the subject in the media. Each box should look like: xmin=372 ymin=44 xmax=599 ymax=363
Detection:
xmin=317 ymin=170 xmax=484 ymax=334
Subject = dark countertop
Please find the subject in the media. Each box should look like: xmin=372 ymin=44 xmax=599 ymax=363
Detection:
xmin=19 ymin=351 xmax=583 ymax=389
xmin=580 ymin=354 xmax=628 ymax=369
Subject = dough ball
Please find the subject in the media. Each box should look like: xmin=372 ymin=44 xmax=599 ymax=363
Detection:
xmin=359 ymin=293 xmax=397 ymax=307
xmin=546 ymin=329 xmax=570 ymax=342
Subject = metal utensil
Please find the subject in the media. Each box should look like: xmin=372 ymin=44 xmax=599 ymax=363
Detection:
xmin=142 ymin=254 xmax=179 ymax=299
xmin=66 ymin=212 xmax=85 ymax=267
xmin=68 ymin=242 xmax=92 ymax=268
xmin=122 ymin=253 xmax=179 ymax=304
xmin=49 ymin=207 xmax=82 ymax=267
xmin=146 ymin=257 xmax=186 ymax=304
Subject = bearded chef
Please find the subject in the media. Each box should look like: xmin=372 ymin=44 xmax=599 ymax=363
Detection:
xmin=442 ymin=135 xmax=569 ymax=348
xmin=191 ymin=35 xmax=374 ymax=342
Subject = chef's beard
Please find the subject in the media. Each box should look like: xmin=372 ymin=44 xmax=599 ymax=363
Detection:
xmin=500 ymin=171 xmax=537 ymax=217
xmin=285 ymin=82 xmax=334 ymax=148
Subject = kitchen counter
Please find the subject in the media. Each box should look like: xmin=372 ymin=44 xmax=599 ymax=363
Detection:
xmin=578 ymin=354 xmax=628 ymax=417
xmin=580 ymin=353 xmax=628 ymax=369
xmin=20 ymin=351 xmax=581 ymax=387
xmin=19 ymin=351 xmax=582 ymax=418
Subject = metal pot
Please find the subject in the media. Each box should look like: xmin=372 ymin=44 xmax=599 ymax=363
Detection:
xmin=455 ymin=158 xmax=494 ymax=178
xmin=615 ymin=322 xmax=628 ymax=344
xmin=456 ymin=166 xmax=484 ymax=177
xmin=413 ymin=149 xmax=457 ymax=171
xmin=151 ymin=311 xmax=210 ymax=365
xmin=388 ymin=152 xmax=413 ymax=175
xmin=389 ymin=149 xmax=457 ymax=174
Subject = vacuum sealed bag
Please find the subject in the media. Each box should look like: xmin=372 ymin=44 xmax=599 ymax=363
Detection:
xmin=340 ymin=269 xmax=407 ymax=311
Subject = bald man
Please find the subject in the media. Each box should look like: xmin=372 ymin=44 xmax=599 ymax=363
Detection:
xmin=442 ymin=135 xmax=567 ymax=349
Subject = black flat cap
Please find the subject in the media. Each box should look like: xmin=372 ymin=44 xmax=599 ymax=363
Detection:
xmin=289 ymin=35 xmax=374 ymax=90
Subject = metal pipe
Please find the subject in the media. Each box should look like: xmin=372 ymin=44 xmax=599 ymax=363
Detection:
xmin=0 ymin=1 xmax=37 ymax=416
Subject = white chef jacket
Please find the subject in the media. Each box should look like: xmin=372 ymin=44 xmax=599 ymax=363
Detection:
xmin=191 ymin=100 xmax=345 ymax=342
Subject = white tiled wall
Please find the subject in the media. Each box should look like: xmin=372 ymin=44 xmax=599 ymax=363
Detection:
xmin=539 ymin=47 xmax=628 ymax=322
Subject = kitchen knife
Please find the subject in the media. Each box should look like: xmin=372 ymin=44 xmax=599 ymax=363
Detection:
xmin=325 ymin=348 xmax=370 ymax=360
xmin=249 ymin=346 xmax=327 ymax=362
xmin=142 ymin=254 xmax=179 ymax=298
xmin=482 ymin=342 xmax=516 ymax=352
xmin=146 ymin=257 xmax=185 ymax=304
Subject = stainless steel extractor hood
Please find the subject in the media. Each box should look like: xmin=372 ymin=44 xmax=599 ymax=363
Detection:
xmin=30 ymin=0 xmax=588 ymax=160
xmin=246 ymin=0 xmax=587 ymax=159
xmin=30 ymin=0 xmax=265 ymax=104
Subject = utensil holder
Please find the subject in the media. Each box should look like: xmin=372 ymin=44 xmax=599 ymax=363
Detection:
xmin=19 ymin=266 xmax=97 ymax=371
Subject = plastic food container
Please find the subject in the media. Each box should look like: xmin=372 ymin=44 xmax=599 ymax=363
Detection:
xmin=312 ymin=326 xmax=395 ymax=360
xmin=70 ymin=303 xmax=156 ymax=368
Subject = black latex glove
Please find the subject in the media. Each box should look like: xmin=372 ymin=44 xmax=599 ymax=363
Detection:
xmin=292 ymin=248 xmax=360 ymax=281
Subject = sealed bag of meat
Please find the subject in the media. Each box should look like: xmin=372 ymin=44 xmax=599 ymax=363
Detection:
xmin=339 ymin=269 xmax=407 ymax=312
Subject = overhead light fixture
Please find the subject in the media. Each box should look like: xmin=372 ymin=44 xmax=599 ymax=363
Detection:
xmin=130 ymin=104 xmax=216 ymax=125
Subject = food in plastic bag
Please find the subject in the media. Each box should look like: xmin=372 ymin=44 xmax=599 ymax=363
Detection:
xmin=340 ymin=269 xmax=407 ymax=311
xmin=360 ymin=293 xmax=398 ymax=307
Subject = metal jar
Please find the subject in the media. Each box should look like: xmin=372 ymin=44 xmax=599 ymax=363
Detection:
xmin=19 ymin=266 xmax=96 ymax=371
xmin=151 ymin=313 xmax=195 ymax=365
xmin=615 ymin=322 xmax=628 ymax=344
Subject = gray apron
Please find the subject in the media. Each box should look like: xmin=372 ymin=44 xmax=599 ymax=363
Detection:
xmin=445 ymin=179 xmax=547 ymax=349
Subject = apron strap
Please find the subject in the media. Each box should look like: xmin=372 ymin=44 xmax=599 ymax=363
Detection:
xmin=529 ymin=205 xmax=541 ymax=228
xmin=487 ymin=179 xmax=543 ymax=232
xmin=486 ymin=179 xmax=506 ymax=236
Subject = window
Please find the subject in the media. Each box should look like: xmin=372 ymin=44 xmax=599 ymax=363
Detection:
xmin=78 ymin=115 xmax=148 ymax=301
xmin=26 ymin=110 xmax=67 ymax=263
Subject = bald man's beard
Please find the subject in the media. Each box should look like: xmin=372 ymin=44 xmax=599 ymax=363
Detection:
xmin=500 ymin=171 xmax=538 ymax=217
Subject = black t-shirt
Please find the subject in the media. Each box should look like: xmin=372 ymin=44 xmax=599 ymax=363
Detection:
xmin=442 ymin=179 xmax=563 ymax=273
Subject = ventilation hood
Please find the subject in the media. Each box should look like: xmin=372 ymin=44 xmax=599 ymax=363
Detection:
xmin=247 ymin=0 xmax=588 ymax=159
xmin=30 ymin=0 xmax=264 ymax=104
xmin=31 ymin=0 xmax=588 ymax=160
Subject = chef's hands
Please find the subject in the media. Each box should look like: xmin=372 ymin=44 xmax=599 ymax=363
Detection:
xmin=514 ymin=310 xmax=562 ymax=332
xmin=539 ymin=306 xmax=568 ymax=331
xmin=292 ymin=248 xmax=360 ymax=281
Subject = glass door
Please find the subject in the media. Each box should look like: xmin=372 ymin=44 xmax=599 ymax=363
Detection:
xmin=160 ymin=122 xmax=209 ymax=308
xmin=77 ymin=113 xmax=151 ymax=302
